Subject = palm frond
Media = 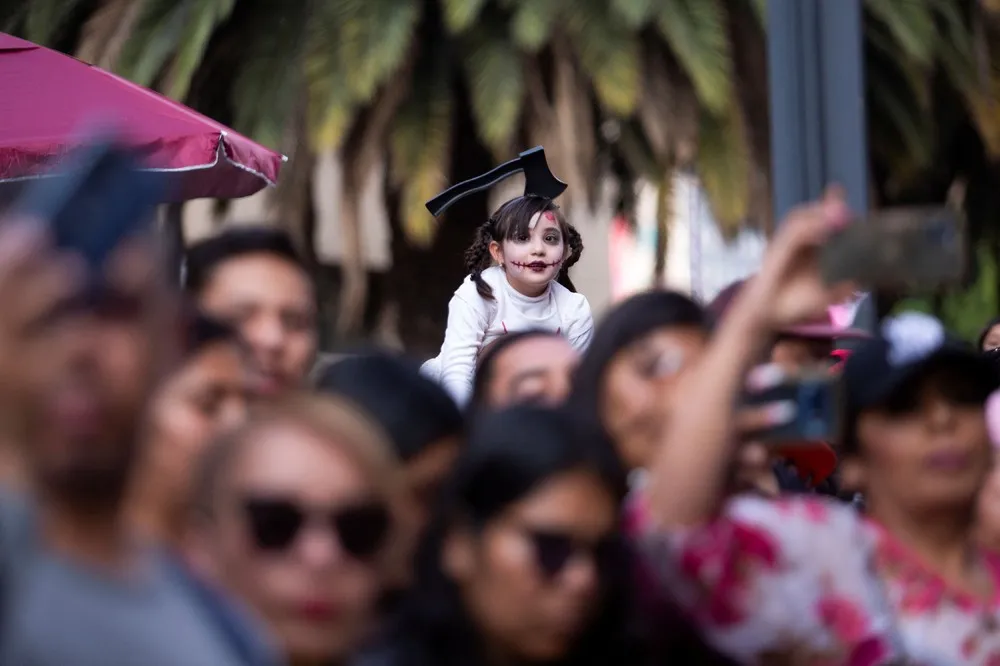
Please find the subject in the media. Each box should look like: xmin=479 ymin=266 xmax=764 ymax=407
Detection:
xmin=567 ymin=0 xmax=641 ymax=115
xmin=24 ymin=0 xmax=88 ymax=45
xmin=696 ymin=104 xmax=750 ymax=233
xmin=391 ymin=47 xmax=452 ymax=246
xmin=463 ymin=28 xmax=525 ymax=155
xmin=656 ymin=0 xmax=734 ymax=116
xmin=442 ymin=0 xmax=488 ymax=33
xmin=509 ymin=0 xmax=565 ymax=52
xmin=865 ymin=0 xmax=936 ymax=66
xmin=231 ymin=3 xmax=309 ymax=148
xmin=610 ymin=0 xmax=657 ymax=28
xmin=329 ymin=0 xmax=421 ymax=101
xmin=117 ymin=0 xmax=194 ymax=86
xmin=162 ymin=0 xmax=237 ymax=100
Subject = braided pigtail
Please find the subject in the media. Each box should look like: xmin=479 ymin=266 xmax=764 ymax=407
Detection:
xmin=464 ymin=219 xmax=498 ymax=300
xmin=557 ymin=223 xmax=584 ymax=293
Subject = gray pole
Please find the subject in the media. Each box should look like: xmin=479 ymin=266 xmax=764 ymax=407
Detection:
xmin=767 ymin=0 xmax=875 ymax=331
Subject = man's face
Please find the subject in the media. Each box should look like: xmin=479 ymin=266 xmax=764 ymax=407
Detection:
xmin=486 ymin=336 xmax=579 ymax=408
xmin=197 ymin=253 xmax=317 ymax=396
xmin=22 ymin=242 xmax=167 ymax=502
xmin=770 ymin=336 xmax=833 ymax=374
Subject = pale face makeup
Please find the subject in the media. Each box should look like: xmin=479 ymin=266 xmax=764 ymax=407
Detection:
xmin=490 ymin=212 xmax=566 ymax=297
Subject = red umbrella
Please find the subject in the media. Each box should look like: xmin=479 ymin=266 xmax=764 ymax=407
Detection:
xmin=0 ymin=32 xmax=283 ymax=201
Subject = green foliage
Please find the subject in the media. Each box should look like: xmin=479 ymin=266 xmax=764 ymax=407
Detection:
xmin=442 ymin=0 xmax=488 ymax=33
xmin=463 ymin=28 xmax=525 ymax=155
xmin=696 ymin=105 xmax=750 ymax=230
xmin=656 ymin=0 xmax=733 ymax=115
xmin=894 ymin=245 xmax=999 ymax=341
xmin=23 ymin=0 xmax=88 ymax=45
xmin=567 ymin=0 xmax=641 ymax=115
xmin=391 ymin=44 xmax=452 ymax=246
xmin=508 ymin=0 xmax=564 ymax=52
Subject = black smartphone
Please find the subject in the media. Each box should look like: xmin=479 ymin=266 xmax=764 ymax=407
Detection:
xmin=742 ymin=373 xmax=841 ymax=444
xmin=820 ymin=207 xmax=965 ymax=292
xmin=11 ymin=139 xmax=166 ymax=273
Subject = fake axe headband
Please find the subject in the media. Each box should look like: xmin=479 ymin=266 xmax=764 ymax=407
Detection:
xmin=425 ymin=146 xmax=567 ymax=217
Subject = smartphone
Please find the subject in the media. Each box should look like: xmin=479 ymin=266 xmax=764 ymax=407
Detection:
xmin=11 ymin=138 xmax=166 ymax=273
xmin=820 ymin=207 xmax=965 ymax=292
xmin=742 ymin=373 xmax=841 ymax=444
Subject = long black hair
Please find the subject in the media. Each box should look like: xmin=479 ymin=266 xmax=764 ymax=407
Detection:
xmin=364 ymin=405 xmax=648 ymax=666
xmin=464 ymin=196 xmax=583 ymax=300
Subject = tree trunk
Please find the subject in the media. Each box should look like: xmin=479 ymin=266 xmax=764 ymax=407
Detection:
xmin=336 ymin=60 xmax=413 ymax=339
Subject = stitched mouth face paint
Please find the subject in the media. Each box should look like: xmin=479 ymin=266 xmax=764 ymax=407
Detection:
xmin=501 ymin=211 xmax=565 ymax=295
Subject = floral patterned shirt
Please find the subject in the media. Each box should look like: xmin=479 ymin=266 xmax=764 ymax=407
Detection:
xmin=627 ymin=494 xmax=1000 ymax=665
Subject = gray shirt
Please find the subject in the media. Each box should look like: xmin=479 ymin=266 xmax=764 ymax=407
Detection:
xmin=0 ymin=490 xmax=276 ymax=666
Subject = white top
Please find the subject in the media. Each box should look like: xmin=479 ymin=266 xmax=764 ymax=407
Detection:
xmin=424 ymin=266 xmax=593 ymax=405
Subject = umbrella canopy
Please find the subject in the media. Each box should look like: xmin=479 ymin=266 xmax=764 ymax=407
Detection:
xmin=0 ymin=33 xmax=283 ymax=202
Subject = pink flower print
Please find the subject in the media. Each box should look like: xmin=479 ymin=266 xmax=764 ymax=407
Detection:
xmin=800 ymin=497 xmax=830 ymax=523
xmin=816 ymin=595 xmax=870 ymax=644
xmin=986 ymin=652 xmax=1000 ymax=666
xmin=897 ymin=576 xmax=945 ymax=615
xmin=962 ymin=633 xmax=979 ymax=659
xmin=847 ymin=636 xmax=893 ymax=666
xmin=678 ymin=520 xmax=779 ymax=628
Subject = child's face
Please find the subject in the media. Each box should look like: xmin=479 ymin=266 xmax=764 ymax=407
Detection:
xmin=489 ymin=211 xmax=566 ymax=297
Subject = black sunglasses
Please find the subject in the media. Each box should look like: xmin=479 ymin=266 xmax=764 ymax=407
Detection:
xmin=521 ymin=527 xmax=620 ymax=580
xmin=241 ymin=496 xmax=390 ymax=560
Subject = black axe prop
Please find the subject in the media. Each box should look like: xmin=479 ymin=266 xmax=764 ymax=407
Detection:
xmin=425 ymin=146 xmax=567 ymax=217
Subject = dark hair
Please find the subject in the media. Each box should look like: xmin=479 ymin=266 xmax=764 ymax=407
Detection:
xmin=179 ymin=308 xmax=240 ymax=359
xmin=571 ymin=290 xmax=708 ymax=425
xmin=979 ymin=316 xmax=1000 ymax=350
xmin=368 ymin=405 xmax=646 ymax=666
xmin=316 ymin=352 xmax=464 ymax=461
xmin=468 ymin=329 xmax=563 ymax=410
xmin=183 ymin=227 xmax=307 ymax=295
xmin=464 ymin=196 xmax=583 ymax=300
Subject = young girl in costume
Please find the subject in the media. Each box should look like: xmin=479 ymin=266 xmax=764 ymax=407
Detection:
xmin=423 ymin=194 xmax=593 ymax=405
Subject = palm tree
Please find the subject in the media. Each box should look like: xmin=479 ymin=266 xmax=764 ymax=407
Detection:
xmin=3 ymin=0 xmax=999 ymax=347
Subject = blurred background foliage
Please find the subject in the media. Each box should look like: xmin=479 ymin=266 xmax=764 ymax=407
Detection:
xmin=2 ymin=0 xmax=1000 ymax=345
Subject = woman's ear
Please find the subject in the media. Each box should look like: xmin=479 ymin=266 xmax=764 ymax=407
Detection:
xmin=488 ymin=241 xmax=503 ymax=267
xmin=442 ymin=527 xmax=476 ymax=583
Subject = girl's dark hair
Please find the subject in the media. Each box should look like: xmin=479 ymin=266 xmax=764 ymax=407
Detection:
xmin=464 ymin=195 xmax=583 ymax=300
xmin=979 ymin=316 xmax=1000 ymax=350
xmin=367 ymin=405 xmax=647 ymax=666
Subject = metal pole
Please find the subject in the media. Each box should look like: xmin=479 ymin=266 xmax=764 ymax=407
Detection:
xmin=767 ymin=0 xmax=875 ymax=331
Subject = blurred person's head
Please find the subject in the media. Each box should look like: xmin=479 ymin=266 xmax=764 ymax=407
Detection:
xmin=188 ymin=393 xmax=403 ymax=666
xmin=572 ymin=291 xmax=709 ymax=472
xmin=470 ymin=331 xmax=579 ymax=409
xmin=980 ymin=316 xmax=1000 ymax=351
xmin=840 ymin=313 xmax=997 ymax=524
xmin=317 ymin=352 xmax=463 ymax=588
xmin=21 ymin=237 xmax=175 ymax=511
xmin=132 ymin=311 xmax=250 ymax=543
xmin=185 ymin=227 xmax=317 ymax=397
xmin=397 ymin=405 xmax=639 ymax=665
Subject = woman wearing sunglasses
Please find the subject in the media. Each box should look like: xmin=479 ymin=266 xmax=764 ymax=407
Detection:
xmin=358 ymin=405 xmax=647 ymax=666
xmin=186 ymin=393 xmax=404 ymax=666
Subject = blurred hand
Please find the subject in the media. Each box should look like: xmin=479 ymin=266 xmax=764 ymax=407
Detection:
xmin=729 ymin=364 xmax=796 ymax=498
xmin=747 ymin=187 xmax=856 ymax=330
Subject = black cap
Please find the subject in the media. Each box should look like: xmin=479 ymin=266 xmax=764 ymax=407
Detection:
xmin=841 ymin=312 xmax=997 ymax=449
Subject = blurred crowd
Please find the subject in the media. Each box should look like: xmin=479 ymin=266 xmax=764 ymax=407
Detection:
xmin=4 ymin=186 xmax=1000 ymax=666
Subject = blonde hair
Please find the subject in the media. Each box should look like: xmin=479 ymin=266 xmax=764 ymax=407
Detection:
xmin=192 ymin=391 xmax=405 ymax=534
